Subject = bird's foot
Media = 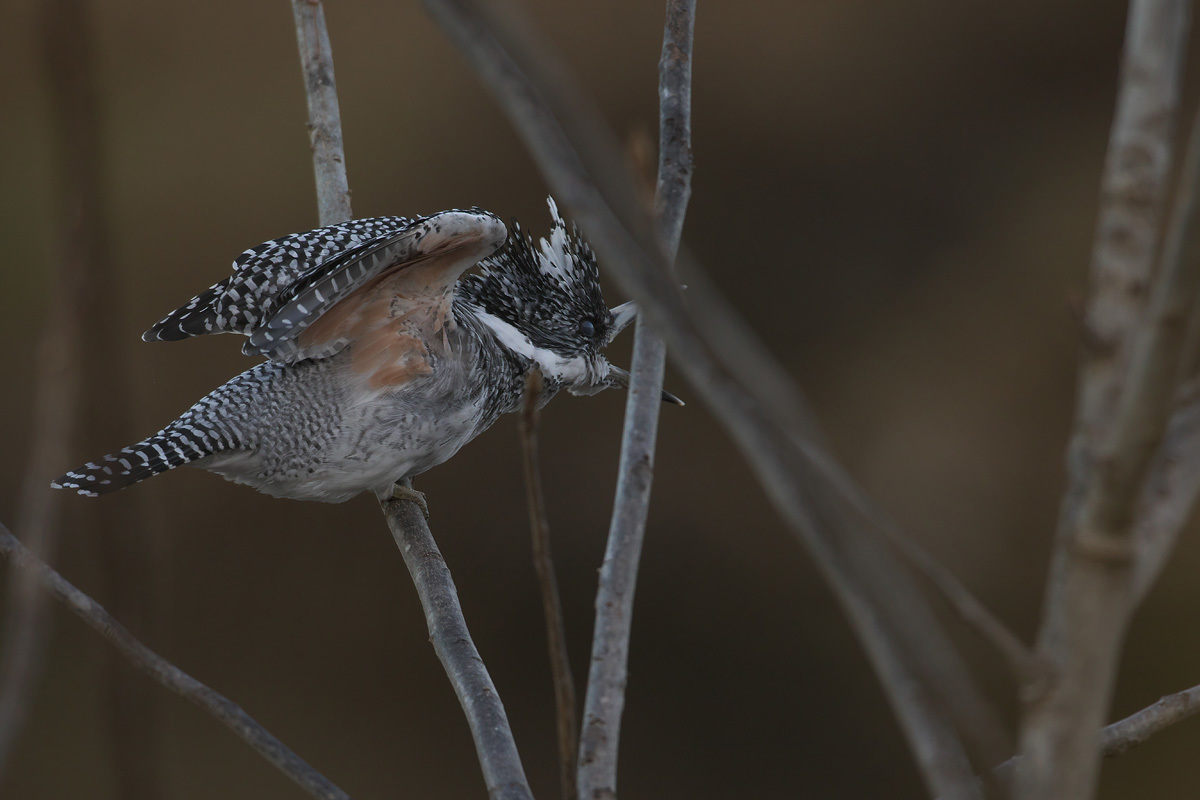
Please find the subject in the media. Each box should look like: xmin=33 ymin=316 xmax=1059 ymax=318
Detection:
xmin=389 ymin=482 xmax=430 ymax=520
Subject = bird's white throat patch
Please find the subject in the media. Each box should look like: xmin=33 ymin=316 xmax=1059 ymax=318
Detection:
xmin=473 ymin=309 xmax=588 ymax=384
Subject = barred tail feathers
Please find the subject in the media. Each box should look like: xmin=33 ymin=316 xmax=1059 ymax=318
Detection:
xmin=51 ymin=424 xmax=232 ymax=497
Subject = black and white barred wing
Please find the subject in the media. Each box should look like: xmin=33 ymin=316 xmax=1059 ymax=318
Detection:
xmin=143 ymin=210 xmax=507 ymax=364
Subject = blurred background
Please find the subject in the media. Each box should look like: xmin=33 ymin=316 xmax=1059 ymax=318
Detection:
xmin=3 ymin=0 xmax=1200 ymax=797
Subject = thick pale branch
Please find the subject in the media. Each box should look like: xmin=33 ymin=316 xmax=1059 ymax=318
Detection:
xmin=577 ymin=3 xmax=694 ymax=798
xmin=422 ymin=0 xmax=1001 ymax=794
xmin=291 ymin=0 xmax=352 ymax=226
xmin=381 ymin=495 xmax=533 ymax=800
xmin=1128 ymin=99 xmax=1200 ymax=600
xmin=519 ymin=371 xmax=577 ymax=800
xmin=1016 ymin=3 xmax=1192 ymax=800
xmin=0 ymin=523 xmax=350 ymax=800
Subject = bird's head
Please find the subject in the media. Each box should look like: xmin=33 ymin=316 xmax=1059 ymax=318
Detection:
xmin=457 ymin=198 xmax=676 ymax=402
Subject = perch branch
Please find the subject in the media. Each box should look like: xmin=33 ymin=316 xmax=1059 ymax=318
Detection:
xmin=0 ymin=523 xmax=350 ymax=800
xmin=1015 ymin=3 xmax=1193 ymax=800
xmin=577 ymin=2 xmax=694 ymax=797
xmin=291 ymin=0 xmax=353 ymax=225
xmin=519 ymin=371 xmax=577 ymax=800
xmin=381 ymin=493 xmax=533 ymax=800
xmin=422 ymin=0 xmax=1001 ymax=793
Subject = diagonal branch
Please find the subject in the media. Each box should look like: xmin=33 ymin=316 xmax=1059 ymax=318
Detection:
xmin=577 ymin=3 xmax=693 ymax=797
xmin=0 ymin=523 xmax=351 ymax=800
xmin=381 ymin=495 xmax=533 ymax=800
xmin=422 ymin=0 xmax=1003 ymax=794
xmin=519 ymin=371 xmax=577 ymax=800
xmin=291 ymin=0 xmax=353 ymax=226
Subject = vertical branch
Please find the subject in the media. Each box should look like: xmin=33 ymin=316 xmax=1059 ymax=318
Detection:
xmin=1016 ymin=3 xmax=1192 ymax=800
xmin=0 ymin=0 xmax=97 ymax=776
xmin=576 ymin=2 xmax=693 ymax=798
xmin=519 ymin=371 xmax=578 ymax=800
xmin=381 ymin=496 xmax=534 ymax=800
xmin=291 ymin=8 xmax=531 ymax=798
xmin=291 ymin=0 xmax=353 ymax=226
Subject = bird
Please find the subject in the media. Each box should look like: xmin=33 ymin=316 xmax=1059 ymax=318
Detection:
xmin=51 ymin=197 xmax=679 ymax=504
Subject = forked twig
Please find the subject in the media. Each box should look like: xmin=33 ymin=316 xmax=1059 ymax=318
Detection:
xmin=0 ymin=523 xmax=351 ymax=800
xmin=519 ymin=370 xmax=578 ymax=800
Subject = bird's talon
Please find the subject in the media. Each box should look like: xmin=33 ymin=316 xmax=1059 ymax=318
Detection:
xmin=391 ymin=483 xmax=430 ymax=519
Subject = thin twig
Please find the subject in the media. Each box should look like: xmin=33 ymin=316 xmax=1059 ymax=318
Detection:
xmin=422 ymin=0 xmax=999 ymax=793
xmin=291 ymin=0 xmax=352 ymax=226
xmin=0 ymin=523 xmax=350 ymax=800
xmin=874 ymin=511 xmax=1041 ymax=685
xmin=381 ymin=493 xmax=533 ymax=800
xmin=1102 ymin=683 xmax=1200 ymax=757
xmin=518 ymin=370 xmax=578 ymax=800
xmin=577 ymin=3 xmax=693 ymax=797
xmin=1015 ymin=4 xmax=1193 ymax=800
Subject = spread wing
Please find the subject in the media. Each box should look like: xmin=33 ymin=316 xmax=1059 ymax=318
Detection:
xmin=143 ymin=210 xmax=507 ymax=365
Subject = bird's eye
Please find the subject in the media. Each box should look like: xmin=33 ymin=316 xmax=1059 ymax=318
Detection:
xmin=578 ymin=319 xmax=596 ymax=339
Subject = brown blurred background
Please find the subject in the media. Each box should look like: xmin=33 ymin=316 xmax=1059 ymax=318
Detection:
xmin=3 ymin=0 xmax=1200 ymax=797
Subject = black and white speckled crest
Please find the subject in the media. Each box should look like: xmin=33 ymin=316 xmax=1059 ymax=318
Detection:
xmin=456 ymin=199 xmax=612 ymax=356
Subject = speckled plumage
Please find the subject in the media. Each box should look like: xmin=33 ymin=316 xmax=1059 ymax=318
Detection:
xmin=53 ymin=199 xmax=635 ymax=502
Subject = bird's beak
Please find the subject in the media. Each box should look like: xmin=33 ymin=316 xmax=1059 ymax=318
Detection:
xmin=607 ymin=365 xmax=685 ymax=406
xmin=607 ymin=301 xmax=638 ymax=343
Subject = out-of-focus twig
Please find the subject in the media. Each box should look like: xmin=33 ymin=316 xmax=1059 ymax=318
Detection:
xmin=1015 ymin=3 xmax=1193 ymax=800
xmin=291 ymin=0 xmax=353 ymax=226
xmin=0 ymin=0 xmax=97 ymax=777
xmin=518 ymin=370 xmax=577 ymax=800
xmin=577 ymin=3 xmax=693 ymax=798
xmin=0 ymin=522 xmax=350 ymax=800
xmin=381 ymin=493 xmax=533 ymax=800
xmin=1102 ymin=682 xmax=1200 ymax=757
xmin=422 ymin=0 xmax=1000 ymax=794
xmin=1129 ymin=97 xmax=1200 ymax=601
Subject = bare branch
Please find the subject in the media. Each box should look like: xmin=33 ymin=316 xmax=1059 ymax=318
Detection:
xmin=1102 ymin=683 xmax=1200 ymax=757
xmin=1129 ymin=98 xmax=1200 ymax=601
xmin=381 ymin=492 xmax=533 ymax=800
xmin=422 ymin=0 xmax=1004 ymax=793
xmin=518 ymin=371 xmax=577 ymax=800
xmin=1016 ymin=3 xmax=1192 ymax=799
xmin=0 ymin=523 xmax=350 ymax=800
xmin=0 ymin=0 xmax=98 ymax=774
xmin=291 ymin=0 xmax=352 ymax=226
xmin=577 ymin=3 xmax=693 ymax=798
